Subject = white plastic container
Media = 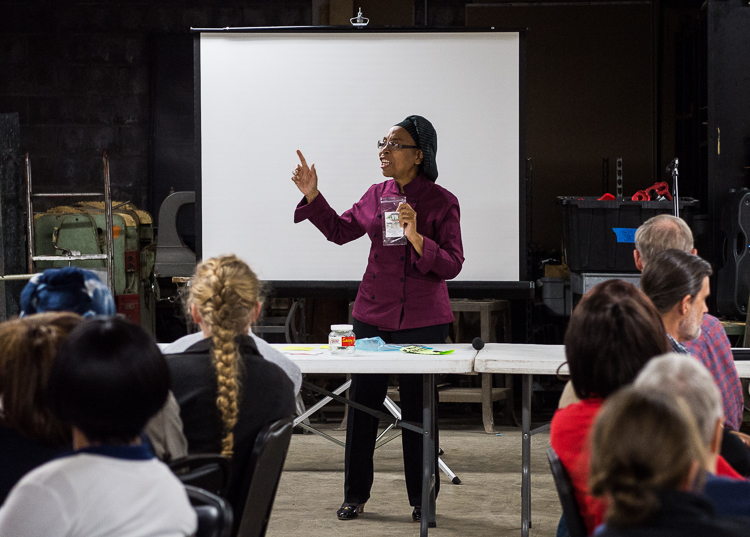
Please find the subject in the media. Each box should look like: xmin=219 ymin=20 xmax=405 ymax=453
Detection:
xmin=329 ymin=324 xmax=355 ymax=355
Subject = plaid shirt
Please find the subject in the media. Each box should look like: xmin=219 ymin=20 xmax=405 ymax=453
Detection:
xmin=683 ymin=314 xmax=744 ymax=431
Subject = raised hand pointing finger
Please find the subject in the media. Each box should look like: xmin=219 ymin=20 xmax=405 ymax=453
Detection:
xmin=291 ymin=150 xmax=319 ymax=203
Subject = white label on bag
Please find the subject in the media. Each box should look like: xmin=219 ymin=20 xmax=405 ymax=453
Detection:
xmin=384 ymin=211 xmax=404 ymax=238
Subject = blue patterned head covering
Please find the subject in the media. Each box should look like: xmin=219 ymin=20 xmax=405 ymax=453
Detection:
xmin=20 ymin=267 xmax=116 ymax=318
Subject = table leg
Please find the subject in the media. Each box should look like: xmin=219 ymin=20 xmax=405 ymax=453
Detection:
xmin=521 ymin=374 xmax=532 ymax=537
xmin=421 ymin=373 xmax=437 ymax=535
xmin=294 ymin=379 xmax=351 ymax=426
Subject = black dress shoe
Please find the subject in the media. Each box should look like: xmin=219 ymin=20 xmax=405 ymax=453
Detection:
xmin=412 ymin=506 xmax=421 ymax=522
xmin=337 ymin=503 xmax=364 ymax=520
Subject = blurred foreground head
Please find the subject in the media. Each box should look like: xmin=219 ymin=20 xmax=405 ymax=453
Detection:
xmin=48 ymin=317 xmax=169 ymax=445
xmin=0 ymin=311 xmax=83 ymax=446
xmin=589 ymin=386 xmax=707 ymax=527
xmin=565 ymin=279 xmax=669 ymax=400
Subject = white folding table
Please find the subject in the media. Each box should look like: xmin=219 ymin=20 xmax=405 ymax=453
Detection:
xmin=474 ymin=343 xmax=567 ymax=537
xmin=277 ymin=343 xmax=477 ymax=536
xmin=475 ymin=345 xmax=750 ymax=537
xmin=732 ymin=358 xmax=750 ymax=379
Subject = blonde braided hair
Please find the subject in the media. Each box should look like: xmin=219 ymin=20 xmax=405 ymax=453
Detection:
xmin=188 ymin=255 xmax=261 ymax=457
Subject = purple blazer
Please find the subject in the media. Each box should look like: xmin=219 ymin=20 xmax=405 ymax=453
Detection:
xmin=294 ymin=174 xmax=464 ymax=331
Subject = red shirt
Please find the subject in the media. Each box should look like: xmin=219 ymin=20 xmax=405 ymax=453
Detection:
xmin=294 ymin=174 xmax=464 ymax=331
xmin=550 ymin=398 xmax=606 ymax=535
xmin=717 ymin=456 xmax=744 ymax=480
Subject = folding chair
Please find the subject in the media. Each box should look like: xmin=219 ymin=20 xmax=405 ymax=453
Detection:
xmin=236 ymin=417 xmax=294 ymax=537
xmin=170 ymin=454 xmax=231 ymax=498
xmin=185 ymin=485 xmax=234 ymax=537
xmin=546 ymin=447 xmax=588 ymax=537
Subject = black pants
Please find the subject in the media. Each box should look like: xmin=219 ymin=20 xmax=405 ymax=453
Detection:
xmin=343 ymin=319 xmax=449 ymax=507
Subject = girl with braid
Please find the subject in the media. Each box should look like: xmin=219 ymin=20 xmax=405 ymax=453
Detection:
xmin=166 ymin=255 xmax=295 ymax=526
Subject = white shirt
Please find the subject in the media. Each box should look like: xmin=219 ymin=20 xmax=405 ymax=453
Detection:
xmin=163 ymin=331 xmax=302 ymax=394
xmin=0 ymin=450 xmax=197 ymax=537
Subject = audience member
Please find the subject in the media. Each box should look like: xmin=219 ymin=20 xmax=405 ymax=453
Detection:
xmin=550 ymin=279 xmax=669 ymax=535
xmin=0 ymin=318 xmax=196 ymax=536
xmin=634 ymin=215 xmax=743 ymax=431
xmin=20 ymin=266 xmax=116 ymax=317
xmin=18 ymin=266 xmax=188 ymax=461
xmin=163 ymin=313 xmax=302 ymax=394
xmin=641 ymin=249 xmax=750 ymax=476
xmin=167 ymin=255 xmax=296 ymax=530
xmin=0 ymin=312 xmax=82 ymax=503
xmin=635 ymin=353 xmax=750 ymax=515
xmin=590 ymin=387 xmax=750 ymax=537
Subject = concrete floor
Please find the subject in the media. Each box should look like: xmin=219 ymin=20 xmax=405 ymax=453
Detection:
xmin=268 ymin=421 xmax=562 ymax=537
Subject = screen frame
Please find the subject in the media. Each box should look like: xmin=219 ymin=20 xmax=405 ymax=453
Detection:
xmin=193 ymin=26 xmax=530 ymax=298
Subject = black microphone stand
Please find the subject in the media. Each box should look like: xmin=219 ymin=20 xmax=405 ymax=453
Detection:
xmin=666 ymin=158 xmax=679 ymax=217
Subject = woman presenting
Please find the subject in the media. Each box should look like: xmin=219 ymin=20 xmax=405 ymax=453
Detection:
xmin=292 ymin=115 xmax=464 ymax=522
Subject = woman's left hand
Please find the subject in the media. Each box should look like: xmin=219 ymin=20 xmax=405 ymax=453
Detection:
xmin=398 ymin=203 xmax=424 ymax=256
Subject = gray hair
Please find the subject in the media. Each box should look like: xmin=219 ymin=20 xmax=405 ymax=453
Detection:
xmin=635 ymin=215 xmax=694 ymax=265
xmin=634 ymin=353 xmax=722 ymax=447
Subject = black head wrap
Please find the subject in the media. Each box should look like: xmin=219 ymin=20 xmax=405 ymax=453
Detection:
xmin=394 ymin=115 xmax=438 ymax=182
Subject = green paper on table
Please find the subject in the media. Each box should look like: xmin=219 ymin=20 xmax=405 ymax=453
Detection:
xmin=400 ymin=345 xmax=454 ymax=355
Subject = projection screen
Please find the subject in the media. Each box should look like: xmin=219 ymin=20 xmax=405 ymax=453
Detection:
xmin=197 ymin=29 xmax=524 ymax=285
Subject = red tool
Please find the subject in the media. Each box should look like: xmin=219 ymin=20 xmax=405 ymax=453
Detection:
xmin=647 ymin=181 xmax=673 ymax=201
xmin=631 ymin=181 xmax=673 ymax=202
xmin=597 ymin=193 xmax=615 ymax=201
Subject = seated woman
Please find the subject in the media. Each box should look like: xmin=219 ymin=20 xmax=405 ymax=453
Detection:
xmin=0 ymin=312 xmax=82 ymax=503
xmin=0 ymin=317 xmax=196 ymax=536
xmin=167 ymin=255 xmax=296 ymax=528
xmin=19 ymin=265 xmax=187 ymax=461
xmin=590 ymin=387 xmax=750 ymax=537
xmin=550 ymin=279 xmax=670 ymax=535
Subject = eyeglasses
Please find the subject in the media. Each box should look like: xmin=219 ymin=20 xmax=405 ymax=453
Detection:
xmin=377 ymin=139 xmax=419 ymax=151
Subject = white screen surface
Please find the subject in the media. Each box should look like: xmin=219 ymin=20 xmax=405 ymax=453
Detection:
xmin=199 ymin=31 xmax=520 ymax=282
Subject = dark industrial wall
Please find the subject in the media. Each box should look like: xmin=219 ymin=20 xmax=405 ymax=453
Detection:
xmin=0 ymin=1 xmax=312 ymax=212
xmin=707 ymin=0 xmax=750 ymax=258
xmin=0 ymin=0 xmax=710 ymax=265
xmin=0 ymin=113 xmax=25 ymax=316
xmin=705 ymin=0 xmax=750 ymax=316
xmin=467 ymin=2 xmax=656 ymax=254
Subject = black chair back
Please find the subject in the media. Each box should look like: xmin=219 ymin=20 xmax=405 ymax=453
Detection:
xmin=170 ymin=454 xmax=231 ymax=498
xmin=236 ymin=417 xmax=294 ymax=537
xmin=546 ymin=447 xmax=588 ymax=537
xmin=186 ymin=485 xmax=234 ymax=537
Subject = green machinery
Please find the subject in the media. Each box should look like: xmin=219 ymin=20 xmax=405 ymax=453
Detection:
xmin=33 ymin=202 xmax=156 ymax=332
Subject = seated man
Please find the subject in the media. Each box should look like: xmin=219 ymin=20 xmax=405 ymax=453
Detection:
xmin=0 ymin=318 xmax=197 ymax=537
xmin=635 ymin=353 xmax=750 ymax=507
xmin=634 ymin=214 xmax=743 ymax=433
xmin=641 ymin=249 xmax=750 ymax=476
